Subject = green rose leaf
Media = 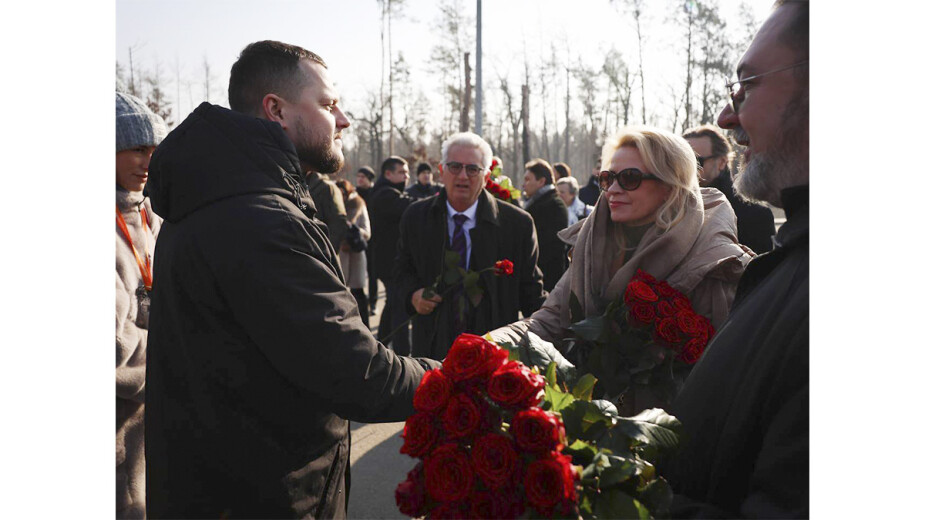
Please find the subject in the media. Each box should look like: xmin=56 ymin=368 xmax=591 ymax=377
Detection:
xmin=570 ymin=315 xmax=609 ymax=342
xmin=444 ymin=250 xmax=461 ymax=270
xmin=616 ymin=408 xmax=683 ymax=452
xmin=561 ymin=400 xmax=614 ymax=441
xmin=571 ymin=373 xmax=597 ymax=401
xmin=594 ymin=488 xmax=650 ymax=520
xmin=638 ymin=477 xmax=673 ymax=518
xmin=564 ymin=439 xmax=598 ymax=464
xmin=545 ymin=362 xmax=558 ymax=387
xmin=442 ymin=267 xmax=462 ymax=285
xmin=599 ymin=457 xmax=637 ymax=488
xmin=544 ymin=384 xmax=575 ymax=413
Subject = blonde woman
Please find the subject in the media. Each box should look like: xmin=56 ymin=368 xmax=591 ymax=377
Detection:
xmin=491 ymin=125 xmax=753 ymax=412
xmin=336 ymin=179 xmax=372 ymax=327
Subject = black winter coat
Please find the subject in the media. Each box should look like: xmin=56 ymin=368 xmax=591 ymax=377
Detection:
xmin=369 ymin=180 xmax=416 ymax=282
xmin=524 ymin=188 xmax=570 ymax=291
xmin=394 ymin=189 xmax=547 ymax=359
xmin=144 ymin=102 xmax=439 ymax=519
xmin=707 ymin=170 xmax=776 ymax=254
xmin=578 ymin=176 xmax=601 ymax=206
xmin=666 ymin=185 xmax=809 ymax=518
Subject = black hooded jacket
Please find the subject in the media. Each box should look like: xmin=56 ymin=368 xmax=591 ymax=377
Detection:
xmin=144 ymin=102 xmax=439 ymax=519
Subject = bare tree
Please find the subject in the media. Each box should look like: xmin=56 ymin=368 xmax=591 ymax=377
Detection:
xmin=521 ymin=83 xmax=530 ymax=165
xmin=461 ymin=52 xmax=472 ymax=132
xmin=614 ymin=0 xmax=648 ymax=124
xmin=428 ymin=0 xmax=472 ymax=139
xmin=201 ymin=56 xmax=216 ymax=103
xmin=145 ymin=59 xmax=173 ymax=127
xmin=498 ymin=76 xmax=522 ymax=181
xmin=116 ymin=61 xmax=128 ymax=93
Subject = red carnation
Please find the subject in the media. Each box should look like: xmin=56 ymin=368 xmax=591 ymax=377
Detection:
xmin=424 ymin=444 xmax=475 ymax=503
xmin=487 ymin=361 xmax=545 ymax=409
xmin=511 ymin=407 xmax=566 ymax=454
xmin=623 ymin=280 xmax=659 ymax=305
xmin=394 ymin=463 xmax=426 ymax=517
xmin=628 ymin=302 xmax=657 ymax=327
xmin=655 ymin=317 xmax=683 ymax=347
xmin=443 ymin=393 xmax=482 ymax=439
xmin=524 ymin=452 xmax=578 ymax=517
xmin=632 ymin=269 xmax=658 ymax=284
xmin=442 ymin=334 xmax=509 ymax=383
xmin=471 ymin=433 xmax=520 ymax=489
xmin=400 ymin=412 xmax=438 ymax=458
xmin=494 ymin=259 xmax=514 ymax=276
xmin=413 ymin=369 xmax=453 ymax=413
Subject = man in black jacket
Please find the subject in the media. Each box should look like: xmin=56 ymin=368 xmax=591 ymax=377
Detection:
xmin=684 ymin=124 xmax=776 ymax=254
xmin=368 ymin=156 xmax=415 ymax=355
xmin=395 ymin=132 xmax=546 ymax=360
xmin=521 ymin=158 xmax=569 ymax=291
xmin=665 ymin=2 xmax=809 ymax=517
xmin=405 ymin=161 xmax=441 ymax=199
xmin=577 ymin=166 xmax=601 ymax=206
xmin=144 ymin=41 xmax=440 ymax=519
xmin=354 ymin=166 xmax=378 ymax=315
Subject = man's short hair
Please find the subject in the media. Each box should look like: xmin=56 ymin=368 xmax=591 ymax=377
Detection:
xmin=357 ymin=166 xmax=375 ymax=181
xmin=682 ymin=124 xmax=732 ymax=161
xmin=416 ymin=162 xmax=433 ymax=175
xmin=553 ymin=162 xmax=571 ymax=179
xmin=773 ymin=0 xmax=809 ymax=60
xmin=525 ymin=159 xmax=554 ymax=187
xmin=381 ymin=156 xmax=408 ymax=176
xmin=556 ymin=176 xmax=579 ymax=195
xmin=441 ymin=132 xmax=493 ymax=169
xmin=228 ymin=40 xmax=328 ymax=116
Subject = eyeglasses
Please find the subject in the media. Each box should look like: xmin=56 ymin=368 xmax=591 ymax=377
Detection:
xmin=597 ymin=168 xmax=660 ymax=191
xmin=696 ymin=154 xmax=722 ymax=169
xmin=725 ymin=60 xmax=808 ymax=113
xmin=444 ymin=161 xmax=485 ymax=177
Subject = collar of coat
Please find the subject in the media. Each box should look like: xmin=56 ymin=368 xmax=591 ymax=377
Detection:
xmin=429 ymin=188 xmax=501 ymax=228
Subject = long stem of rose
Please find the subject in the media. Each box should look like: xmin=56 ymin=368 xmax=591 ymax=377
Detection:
xmin=379 ymin=266 xmax=498 ymax=345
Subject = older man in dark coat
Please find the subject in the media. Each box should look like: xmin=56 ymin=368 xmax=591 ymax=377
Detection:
xmin=394 ymin=132 xmax=546 ymax=360
xmin=665 ymin=2 xmax=809 ymax=517
xmin=145 ymin=41 xmax=439 ymax=519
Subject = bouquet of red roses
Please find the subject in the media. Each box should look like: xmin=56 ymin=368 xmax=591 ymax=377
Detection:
xmin=396 ymin=333 xmax=681 ymax=519
xmin=565 ymin=269 xmax=717 ymax=409
xmin=484 ymin=158 xmax=521 ymax=203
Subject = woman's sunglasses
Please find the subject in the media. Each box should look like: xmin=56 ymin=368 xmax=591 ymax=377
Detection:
xmin=597 ymin=168 xmax=660 ymax=191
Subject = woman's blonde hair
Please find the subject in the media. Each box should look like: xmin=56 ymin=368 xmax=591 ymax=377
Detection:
xmin=600 ymin=126 xmax=701 ymax=231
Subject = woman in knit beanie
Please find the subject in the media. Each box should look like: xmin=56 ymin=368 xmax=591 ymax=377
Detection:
xmin=115 ymin=91 xmax=166 ymax=519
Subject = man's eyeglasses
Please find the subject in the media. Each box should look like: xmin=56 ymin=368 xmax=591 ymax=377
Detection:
xmin=597 ymin=168 xmax=660 ymax=191
xmin=696 ymin=154 xmax=722 ymax=169
xmin=725 ymin=60 xmax=808 ymax=113
xmin=444 ymin=161 xmax=485 ymax=177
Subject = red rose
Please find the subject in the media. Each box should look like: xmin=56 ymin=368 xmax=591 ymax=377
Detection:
xmin=697 ymin=314 xmax=716 ymax=340
xmin=499 ymin=188 xmax=511 ymax=199
xmin=443 ymin=393 xmax=482 ymax=439
xmin=676 ymin=309 xmax=701 ymax=336
xmin=425 ymin=444 xmax=475 ymax=503
xmin=491 ymin=159 xmax=499 ymax=171
xmin=628 ymin=302 xmax=657 ymax=327
xmin=400 ymin=412 xmax=438 ymax=458
xmin=679 ymin=335 xmax=708 ymax=364
xmin=443 ymin=334 xmax=509 ymax=383
xmin=524 ymin=452 xmax=578 ymax=517
xmin=655 ymin=317 xmax=683 ymax=347
xmin=623 ymin=280 xmax=658 ymax=305
xmin=654 ymin=280 xmax=681 ymax=299
xmin=656 ymin=299 xmax=676 ymax=318
xmin=394 ymin=463 xmax=426 ymax=517
xmin=632 ymin=269 xmax=658 ymax=284
xmin=470 ymin=488 xmax=525 ymax=519
xmin=487 ymin=361 xmax=545 ymax=409
xmin=471 ymin=433 xmax=520 ymax=489
xmin=494 ymin=259 xmax=514 ymax=276
xmin=511 ymin=407 xmax=566 ymax=453
xmin=414 ymin=369 xmax=453 ymax=413
xmin=672 ymin=294 xmax=693 ymax=311
xmin=430 ymin=502 xmax=469 ymax=519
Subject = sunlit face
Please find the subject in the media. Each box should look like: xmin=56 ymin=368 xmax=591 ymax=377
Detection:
xmin=522 ymin=170 xmax=545 ymax=198
xmin=557 ymin=184 xmax=575 ymax=206
xmin=686 ymin=136 xmax=726 ymax=185
xmin=279 ymin=60 xmax=351 ymax=174
xmin=356 ymin=173 xmax=372 ymax=189
xmin=604 ymin=147 xmax=670 ymax=226
xmin=385 ymin=162 xmax=410 ymax=186
xmin=443 ymin=144 xmax=487 ymax=212
xmin=116 ymin=145 xmax=156 ymax=192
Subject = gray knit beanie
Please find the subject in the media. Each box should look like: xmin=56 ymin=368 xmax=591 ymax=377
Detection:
xmin=116 ymin=91 xmax=168 ymax=152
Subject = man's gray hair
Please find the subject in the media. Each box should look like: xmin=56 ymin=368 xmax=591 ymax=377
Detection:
xmin=441 ymin=132 xmax=493 ymax=169
xmin=556 ymin=176 xmax=579 ymax=195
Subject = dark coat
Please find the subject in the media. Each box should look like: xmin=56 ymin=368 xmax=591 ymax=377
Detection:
xmin=525 ymin=187 xmax=570 ymax=291
xmin=405 ymin=181 xmax=442 ymax=199
xmin=666 ymin=185 xmax=809 ymax=518
xmin=394 ymin=189 xmax=547 ymax=359
xmin=578 ymin=176 xmax=601 ymax=206
xmin=369 ymin=179 xmax=416 ymax=283
xmin=707 ymin=170 xmax=777 ymax=254
xmin=144 ymin=102 xmax=439 ymax=519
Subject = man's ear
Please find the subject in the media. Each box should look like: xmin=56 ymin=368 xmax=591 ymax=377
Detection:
xmin=717 ymin=154 xmax=728 ymax=172
xmin=261 ymin=94 xmax=286 ymax=126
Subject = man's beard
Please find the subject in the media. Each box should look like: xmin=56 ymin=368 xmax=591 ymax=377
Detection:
xmin=294 ymin=117 xmax=343 ymax=174
xmin=733 ymin=93 xmax=809 ymax=208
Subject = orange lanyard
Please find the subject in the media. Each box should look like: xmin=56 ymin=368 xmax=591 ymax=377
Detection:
xmin=116 ymin=205 xmax=153 ymax=291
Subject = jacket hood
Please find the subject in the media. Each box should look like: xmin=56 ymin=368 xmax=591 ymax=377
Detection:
xmin=146 ymin=102 xmax=312 ymax=222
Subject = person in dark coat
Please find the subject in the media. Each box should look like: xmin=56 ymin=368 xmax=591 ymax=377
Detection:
xmin=578 ymin=168 xmax=601 ymax=206
xmin=405 ymin=161 xmax=441 ymax=199
xmin=144 ymin=41 xmax=440 ymax=519
xmin=665 ymin=2 xmax=809 ymax=517
xmin=521 ymin=158 xmax=569 ymax=291
xmin=395 ymin=132 xmax=546 ymax=360
xmin=368 ymin=156 xmax=415 ymax=355
xmin=355 ymin=166 xmax=378 ymax=315
xmin=684 ymin=124 xmax=776 ymax=254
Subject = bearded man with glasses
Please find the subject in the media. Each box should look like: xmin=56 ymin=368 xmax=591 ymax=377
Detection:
xmin=665 ymin=1 xmax=810 ymax=517
xmin=393 ymin=132 xmax=546 ymax=359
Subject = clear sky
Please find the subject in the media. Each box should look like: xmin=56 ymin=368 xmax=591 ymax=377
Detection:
xmin=116 ymin=0 xmax=774 ymax=126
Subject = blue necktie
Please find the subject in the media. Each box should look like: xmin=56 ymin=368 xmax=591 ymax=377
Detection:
xmin=449 ymin=213 xmax=468 ymax=336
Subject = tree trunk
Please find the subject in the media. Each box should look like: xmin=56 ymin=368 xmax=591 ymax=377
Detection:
xmin=521 ymin=84 xmax=530 ymax=164
xmin=461 ymin=52 xmax=472 ymax=132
